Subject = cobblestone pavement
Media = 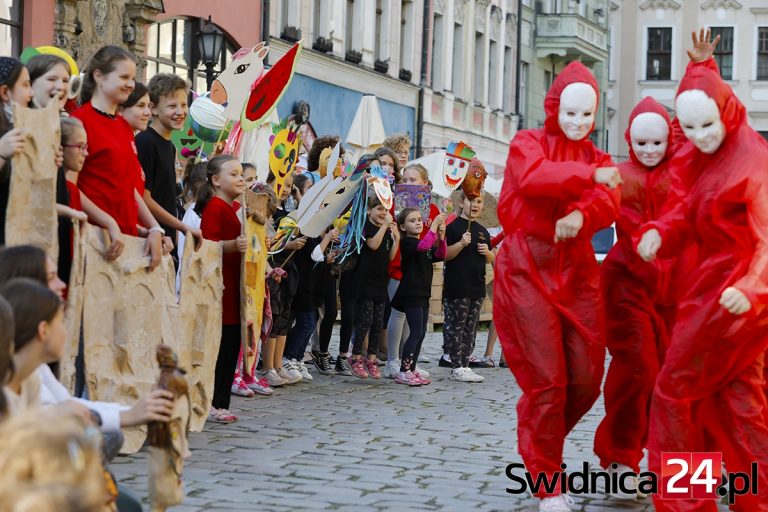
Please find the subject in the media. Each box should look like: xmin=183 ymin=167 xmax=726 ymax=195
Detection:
xmin=111 ymin=331 xmax=723 ymax=511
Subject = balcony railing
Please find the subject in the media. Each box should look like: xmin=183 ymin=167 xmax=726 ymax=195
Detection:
xmin=535 ymin=14 xmax=609 ymax=62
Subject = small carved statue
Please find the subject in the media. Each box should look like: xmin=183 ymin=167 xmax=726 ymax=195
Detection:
xmin=147 ymin=344 xmax=191 ymax=512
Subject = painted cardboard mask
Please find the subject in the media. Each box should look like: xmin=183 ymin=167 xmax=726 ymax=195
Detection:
xmin=462 ymin=157 xmax=487 ymax=200
xmin=210 ymin=42 xmax=269 ymax=121
xmin=318 ymin=142 xmax=342 ymax=178
xmin=269 ymin=121 xmax=302 ymax=196
xmin=443 ymin=141 xmax=476 ymax=191
xmin=241 ymin=41 xmax=303 ymax=131
xmin=369 ymin=164 xmax=394 ymax=211
xmin=394 ymin=183 xmax=431 ymax=221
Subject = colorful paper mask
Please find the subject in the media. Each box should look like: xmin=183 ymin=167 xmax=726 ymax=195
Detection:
xmin=241 ymin=41 xmax=303 ymax=131
xmin=269 ymin=215 xmax=298 ymax=254
xmin=443 ymin=141 xmax=476 ymax=191
xmin=394 ymin=184 xmax=432 ymax=222
xmin=189 ymin=94 xmax=230 ymax=143
xmin=368 ymin=164 xmax=393 ymax=211
xmin=269 ymin=120 xmax=302 ymax=197
xmin=210 ymin=42 xmax=270 ymax=121
xmin=461 ymin=157 xmax=487 ymax=200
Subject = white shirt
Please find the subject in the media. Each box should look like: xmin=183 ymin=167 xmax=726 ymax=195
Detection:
xmin=37 ymin=365 xmax=128 ymax=433
xmin=176 ymin=203 xmax=202 ymax=296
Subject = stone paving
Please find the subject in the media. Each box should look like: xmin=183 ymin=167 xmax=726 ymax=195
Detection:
xmin=110 ymin=330 xmax=720 ymax=511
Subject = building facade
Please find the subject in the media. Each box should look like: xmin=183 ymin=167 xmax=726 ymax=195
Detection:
xmin=518 ymin=0 xmax=611 ymax=150
xmin=422 ymin=0 xmax=519 ymax=178
xmin=2 ymin=0 xmax=262 ymax=94
xmin=607 ymin=0 xmax=768 ymax=159
xmin=268 ymin=0 xmax=424 ymax=154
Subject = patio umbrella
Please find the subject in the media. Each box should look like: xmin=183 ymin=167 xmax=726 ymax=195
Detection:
xmin=346 ymin=94 xmax=386 ymax=163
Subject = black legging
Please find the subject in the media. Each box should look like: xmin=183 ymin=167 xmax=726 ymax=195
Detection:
xmin=400 ymin=306 xmax=429 ymax=372
xmin=212 ymin=324 xmax=241 ymax=410
xmin=339 ymin=294 xmax=355 ymax=355
xmin=318 ymin=275 xmax=338 ymax=353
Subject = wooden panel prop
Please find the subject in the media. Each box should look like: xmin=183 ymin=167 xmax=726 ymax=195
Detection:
xmin=5 ymin=101 xmax=61 ymax=257
xmin=178 ymin=236 xmax=224 ymax=432
xmin=60 ymin=219 xmax=88 ymax=393
xmin=83 ymin=230 xmax=178 ymax=453
xmin=241 ymin=190 xmax=269 ymax=378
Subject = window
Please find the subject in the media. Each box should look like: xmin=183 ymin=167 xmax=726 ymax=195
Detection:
xmin=0 ymin=0 xmax=22 ymax=57
xmin=399 ymin=1 xmax=414 ymax=73
xmin=474 ymin=31 xmax=484 ymax=104
xmin=503 ymin=45 xmax=513 ymax=112
xmin=488 ymin=39 xmax=499 ymax=108
xmin=346 ymin=0 xmax=355 ymax=52
xmin=710 ymin=27 xmax=733 ymax=80
xmin=431 ymin=13 xmax=444 ymax=90
xmin=646 ymin=27 xmax=672 ymax=80
xmin=759 ymin=131 xmax=768 ymax=142
xmin=146 ymin=19 xmax=235 ymax=95
xmin=759 ymin=28 xmax=768 ymax=81
xmin=520 ymin=62 xmax=529 ymax=123
xmin=452 ymin=23 xmax=464 ymax=95
xmin=375 ymin=0 xmax=383 ymax=60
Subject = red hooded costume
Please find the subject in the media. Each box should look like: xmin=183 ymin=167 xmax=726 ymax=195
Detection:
xmin=637 ymin=60 xmax=768 ymax=511
xmin=593 ymin=97 xmax=679 ymax=473
xmin=495 ymin=61 xmax=619 ymax=494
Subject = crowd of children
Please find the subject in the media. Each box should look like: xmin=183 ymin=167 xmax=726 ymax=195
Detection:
xmin=0 ymin=41 xmax=504 ymax=510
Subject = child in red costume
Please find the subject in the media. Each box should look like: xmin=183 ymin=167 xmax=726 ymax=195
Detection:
xmin=636 ymin=57 xmax=768 ymax=512
xmin=495 ymin=61 xmax=621 ymax=512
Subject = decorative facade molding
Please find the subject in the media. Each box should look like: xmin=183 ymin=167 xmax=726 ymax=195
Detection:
xmin=454 ymin=0 xmax=467 ymax=24
xmin=638 ymin=0 xmax=681 ymax=11
xmin=489 ymin=6 xmax=503 ymax=40
xmin=701 ymin=0 xmax=742 ymax=10
xmin=475 ymin=0 xmax=490 ymax=33
xmin=505 ymin=13 xmax=514 ymax=44
xmin=434 ymin=0 xmax=445 ymax=16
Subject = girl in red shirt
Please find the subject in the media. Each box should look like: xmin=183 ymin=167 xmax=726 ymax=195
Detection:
xmin=196 ymin=155 xmax=247 ymax=423
xmin=72 ymin=46 xmax=163 ymax=270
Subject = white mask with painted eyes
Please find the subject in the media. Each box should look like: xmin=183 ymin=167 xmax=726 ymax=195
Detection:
xmin=675 ymin=89 xmax=726 ymax=155
xmin=630 ymin=112 xmax=669 ymax=168
xmin=558 ymin=82 xmax=597 ymax=141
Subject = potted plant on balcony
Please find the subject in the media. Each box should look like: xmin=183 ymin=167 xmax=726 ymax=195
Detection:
xmin=281 ymin=26 xmax=302 ymax=43
xmin=345 ymin=49 xmax=362 ymax=64
xmin=399 ymin=69 xmax=412 ymax=81
xmin=313 ymin=36 xmax=333 ymax=53
xmin=374 ymin=58 xmax=389 ymax=74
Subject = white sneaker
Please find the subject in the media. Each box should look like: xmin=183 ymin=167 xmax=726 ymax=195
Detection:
xmin=451 ymin=367 xmax=476 ymax=382
xmin=414 ymin=365 xmax=430 ymax=378
xmin=277 ymin=365 xmax=302 ymax=384
xmin=292 ymin=359 xmax=313 ymax=381
xmin=539 ymin=494 xmax=574 ymax=511
xmin=465 ymin=368 xmax=485 ymax=382
xmin=607 ymin=463 xmax=647 ymax=500
xmin=260 ymin=369 xmax=287 ymax=387
xmin=383 ymin=360 xmax=400 ymax=379
xmin=281 ymin=358 xmax=304 ymax=383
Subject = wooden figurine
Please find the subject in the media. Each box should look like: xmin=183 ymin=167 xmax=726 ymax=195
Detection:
xmin=147 ymin=344 xmax=191 ymax=512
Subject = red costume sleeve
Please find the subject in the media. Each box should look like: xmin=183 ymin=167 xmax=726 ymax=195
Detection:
xmin=511 ymin=131 xmax=598 ymax=200
xmin=733 ymin=180 xmax=768 ymax=306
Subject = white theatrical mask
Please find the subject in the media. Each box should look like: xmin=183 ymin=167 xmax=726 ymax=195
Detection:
xmin=630 ymin=112 xmax=669 ymax=168
xmin=558 ymin=82 xmax=598 ymax=141
xmin=675 ymin=90 xmax=726 ymax=154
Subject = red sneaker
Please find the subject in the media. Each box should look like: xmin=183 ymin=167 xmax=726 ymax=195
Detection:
xmin=350 ymin=358 xmax=369 ymax=379
xmin=366 ymin=358 xmax=381 ymax=379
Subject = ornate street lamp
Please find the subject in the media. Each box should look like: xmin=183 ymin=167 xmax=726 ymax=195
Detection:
xmin=196 ymin=16 xmax=225 ymax=91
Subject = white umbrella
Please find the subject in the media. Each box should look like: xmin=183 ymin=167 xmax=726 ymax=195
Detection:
xmin=346 ymin=94 xmax=386 ymax=162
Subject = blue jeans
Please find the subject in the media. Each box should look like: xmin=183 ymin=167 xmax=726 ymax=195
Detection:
xmin=285 ymin=310 xmax=317 ymax=361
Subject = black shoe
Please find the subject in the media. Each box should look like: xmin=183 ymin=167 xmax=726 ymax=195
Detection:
xmin=310 ymin=349 xmax=321 ymax=363
xmin=316 ymin=353 xmax=336 ymax=375
xmin=335 ymin=356 xmax=353 ymax=376
xmin=499 ymin=358 xmax=508 ymax=368
xmin=438 ymin=354 xmax=452 ymax=367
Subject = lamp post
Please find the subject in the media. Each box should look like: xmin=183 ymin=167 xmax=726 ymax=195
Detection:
xmin=196 ymin=15 xmax=225 ymax=91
